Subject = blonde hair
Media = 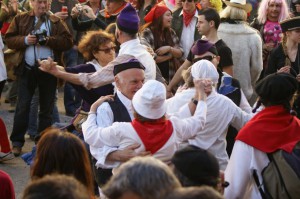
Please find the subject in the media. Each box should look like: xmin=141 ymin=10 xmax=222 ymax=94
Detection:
xmin=281 ymin=33 xmax=291 ymax=66
xmin=220 ymin=6 xmax=247 ymax=21
xmin=182 ymin=67 xmax=194 ymax=88
xmin=209 ymin=0 xmax=223 ymax=13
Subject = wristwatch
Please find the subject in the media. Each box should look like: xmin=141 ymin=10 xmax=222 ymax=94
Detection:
xmin=191 ymin=98 xmax=198 ymax=105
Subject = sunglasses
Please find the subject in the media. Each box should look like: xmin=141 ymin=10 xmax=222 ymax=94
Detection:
xmin=182 ymin=0 xmax=194 ymax=2
xmin=192 ymin=55 xmax=217 ymax=63
xmin=97 ymin=46 xmax=116 ymax=54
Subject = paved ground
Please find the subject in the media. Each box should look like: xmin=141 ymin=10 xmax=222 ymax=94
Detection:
xmin=0 ymin=88 xmax=72 ymax=199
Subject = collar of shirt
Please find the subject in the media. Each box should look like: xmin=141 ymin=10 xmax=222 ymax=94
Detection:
xmin=119 ymin=38 xmax=141 ymax=55
xmin=116 ymin=89 xmax=134 ymax=117
xmin=86 ymin=59 xmax=103 ymax=71
xmin=179 ymin=9 xmax=198 ymax=18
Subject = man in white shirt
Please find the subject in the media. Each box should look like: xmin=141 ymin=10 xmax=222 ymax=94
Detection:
xmin=89 ymin=59 xmax=150 ymax=187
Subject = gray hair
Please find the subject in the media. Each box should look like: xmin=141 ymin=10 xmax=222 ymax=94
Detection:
xmin=103 ymin=157 xmax=181 ymax=199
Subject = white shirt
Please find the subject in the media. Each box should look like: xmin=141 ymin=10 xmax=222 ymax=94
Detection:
xmin=179 ymin=10 xmax=198 ymax=59
xmin=0 ymin=34 xmax=7 ymax=81
xmin=167 ymin=88 xmax=253 ymax=170
xmin=89 ymin=90 xmax=133 ymax=168
xmin=83 ymin=101 xmax=207 ymax=167
xmin=225 ymin=140 xmax=269 ymax=199
xmin=119 ymin=38 xmax=156 ymax=81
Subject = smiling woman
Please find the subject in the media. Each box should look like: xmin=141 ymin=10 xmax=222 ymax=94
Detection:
xmin=139 ymin=4 xmax=183 ymax=83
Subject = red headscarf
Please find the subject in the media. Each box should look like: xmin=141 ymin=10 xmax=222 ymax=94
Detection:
xmin=236 ymin=105 xmax=300 ymax=153
xmin=144 ymin=4 xmax=170 ymax=23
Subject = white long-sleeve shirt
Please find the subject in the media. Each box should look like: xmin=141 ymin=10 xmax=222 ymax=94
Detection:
xmin=83 ymin=101 xmax=207 ymax=166
xmin=89 ymin=91 xmax=134 ymax=168
xmin=167 ymin=89 xmax=253 ymax=170
xmin=224 ymin=140 xmax=269 ymax=199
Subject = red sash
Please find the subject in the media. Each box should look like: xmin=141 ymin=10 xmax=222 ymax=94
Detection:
xmin=236 ymin=105 xmax=300 ymax=153
xmin=183 ymin=9 xmax=196 ymax=27
xmin=131 ymin=119 xmax=173 ymax=154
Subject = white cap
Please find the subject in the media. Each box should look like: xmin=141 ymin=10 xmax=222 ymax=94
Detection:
xmin=191 ymin=60 xmax=219 ymax=84
xmin=132 ymin=80 xmax=166 ymax=120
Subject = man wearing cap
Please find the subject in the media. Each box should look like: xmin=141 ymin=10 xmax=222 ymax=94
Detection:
xmin=39 ymin=3 xmax=160 ymax=88
xmin=225 ymin=73 xmax=300 ymax=198
xmin=172 ymin=0 xmax=201 ymax=59
xmin=218 ymin=0 xmax=263 ymax=105
xmin=87 ymin=59 xmax=148 ymax=188
xmin=167 ymin=8 xmax=234 ymax=95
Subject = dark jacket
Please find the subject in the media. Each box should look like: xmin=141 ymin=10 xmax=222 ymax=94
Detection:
xmin=5 ymin=10 xmax=73 ymax=67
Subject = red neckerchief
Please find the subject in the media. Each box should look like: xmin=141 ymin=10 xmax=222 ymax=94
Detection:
xmin=131 ymin=118 xmax=173 ymax=154
xmin=183 ymin=9 xmax=196 ymax=27
xmin=105 ymin=3 xmax=126 ymax=18
xmin=236 ymin=105 xmax=300 ymax=153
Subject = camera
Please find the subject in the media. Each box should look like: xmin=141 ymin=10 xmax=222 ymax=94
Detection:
xmin=31 ymin=29 xmax=47 ymax=45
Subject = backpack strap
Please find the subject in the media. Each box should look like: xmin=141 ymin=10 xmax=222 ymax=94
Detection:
xmin=253 ymin=169 xmax=268 ymax=199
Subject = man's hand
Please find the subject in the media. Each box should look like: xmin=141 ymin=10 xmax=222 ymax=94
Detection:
xmin=90 ymin=95 xmax=114 ymax=113
xmin=26 ymin=33 xmax=37 ymax=45
xmin=82 ymin=5 xmax=96 ymax=20
xmin=107 ymin=143 xmax=151 ymax=162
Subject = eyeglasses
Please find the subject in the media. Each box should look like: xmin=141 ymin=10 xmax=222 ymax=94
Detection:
xmin=192 ymin=55 xmax=217 ymax=63
xmin=97 ymin=46 xmax=116 ymax=54
xmin=181 ymin=0 xmax=194 ymax=3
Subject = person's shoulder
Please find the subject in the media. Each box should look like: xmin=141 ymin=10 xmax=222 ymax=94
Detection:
xmin=172 ymin=8 xmax=182 ymax=16
xmin=216 ymin=40 xmax=232 ymax=52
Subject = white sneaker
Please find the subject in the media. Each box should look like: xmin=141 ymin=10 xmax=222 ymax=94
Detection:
xmin=0 ymin=152 xmax=15 ymax=162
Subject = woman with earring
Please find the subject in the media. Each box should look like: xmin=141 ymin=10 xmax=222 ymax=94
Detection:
xmin=265 ymin=17 xmax=300 ymax=116
xmin=139 ymin=4 xmax=183 ymax=83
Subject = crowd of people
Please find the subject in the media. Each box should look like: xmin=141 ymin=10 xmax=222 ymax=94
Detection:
xmin=0 ymin=0 xmax=300 ymax=198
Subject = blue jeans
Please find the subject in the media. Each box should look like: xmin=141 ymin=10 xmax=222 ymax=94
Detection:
xmin=28 ymin=88 xmax=60 ymax=136
xmin=63 ymin=47 xmax=81 ymax=116
xmin=10 ymin=66 xmax=57 ymax=147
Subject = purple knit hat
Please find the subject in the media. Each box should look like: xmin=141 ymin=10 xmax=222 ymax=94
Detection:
xmin=117 ymin=3 xmax=140 ymax=34
xmin=191 ymin=39 xmax=218 ymax=56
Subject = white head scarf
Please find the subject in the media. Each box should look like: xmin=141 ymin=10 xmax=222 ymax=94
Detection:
xmin=191 ymin=60 xmax=219 ymax=84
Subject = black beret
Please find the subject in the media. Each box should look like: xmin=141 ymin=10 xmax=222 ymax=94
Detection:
xmin=255 ymin=73 xmax=298 ymax=103
xmin=113 ymin=59 xmax=145 ymax=76
xmin=280 ymin=17 xmax=300 ymax=33
xmin=171 ymin=145 xmax=219 ymax=186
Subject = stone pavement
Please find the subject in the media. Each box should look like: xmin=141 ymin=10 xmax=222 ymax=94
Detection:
xmin=0 ymin=89 xmax=72 ymax=199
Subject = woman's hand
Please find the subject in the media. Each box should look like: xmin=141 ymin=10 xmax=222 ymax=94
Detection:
xmin=277 ymin=66 xmax=291 ymax=74
xmin=38 ymin=57 xmax=58 ymax=75
xmin=155 ymin=46 xmax=171 ymax=55
xmin=90 ymin=95 xmax=114 ymax=113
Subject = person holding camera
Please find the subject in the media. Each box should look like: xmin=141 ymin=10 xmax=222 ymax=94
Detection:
xmin=5 ymin=0 xmax=73 ymax=156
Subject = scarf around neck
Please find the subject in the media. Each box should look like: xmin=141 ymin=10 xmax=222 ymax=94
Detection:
xmin=131 ymin=119 xmax=173 ymax=154
xmin=183 ymin=9 xmax=196 ymax=27
xmin=236 ymin=105 xmax=300 ymax=153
